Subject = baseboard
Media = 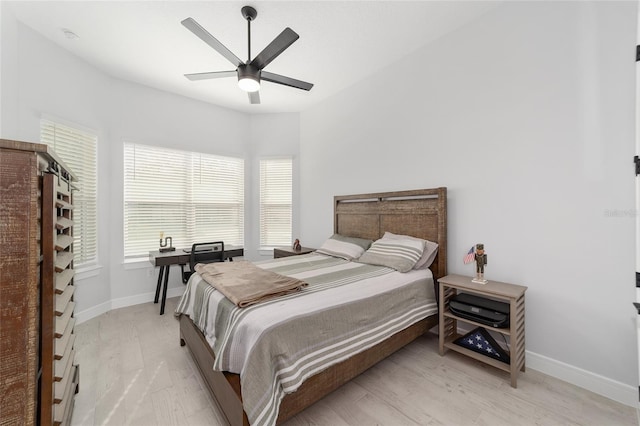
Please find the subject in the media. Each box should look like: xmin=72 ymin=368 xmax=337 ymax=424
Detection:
xmin=75 ymin=287 xmax=184 ymax=324
xmin=74 ymin=300 xmax=111 ymax=325
xmin=110 ymin=286 xmax=185 ymax=310
xmin=527 ymin=350 xmax=637 ymax=408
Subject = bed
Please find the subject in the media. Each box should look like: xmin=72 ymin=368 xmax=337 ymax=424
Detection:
xmin=177 ymin=187 xmax=447 ymax=425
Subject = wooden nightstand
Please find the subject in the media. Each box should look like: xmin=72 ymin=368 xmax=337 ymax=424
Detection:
xmin=438 ymin=274 xmax=527 ymax=387
xmin=273 ymin=247 xmax=315 ymax=258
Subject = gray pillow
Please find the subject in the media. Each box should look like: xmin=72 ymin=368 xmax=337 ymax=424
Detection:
xmin=415 ymin=240 xmax=439 ymax=269
xmin=330 ymin=234 xmax=373 ymax=251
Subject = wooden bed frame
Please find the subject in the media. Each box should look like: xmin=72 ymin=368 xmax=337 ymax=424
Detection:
xmin=179 ymin=187 xmax=448 ymax=425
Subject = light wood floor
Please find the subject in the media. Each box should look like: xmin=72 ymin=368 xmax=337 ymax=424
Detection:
xmin=72 ymin=297 xmax=637 ymax=426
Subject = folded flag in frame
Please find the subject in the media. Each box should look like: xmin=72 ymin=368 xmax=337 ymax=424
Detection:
xmin=463 ymin=246 xmax=475 ymax=264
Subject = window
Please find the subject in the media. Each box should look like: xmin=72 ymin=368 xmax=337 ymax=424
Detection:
xmin=41 ymin=119 xmax=98 ymax=267
xmin=123 ymin=143 xmax=244 ymax=258
xmin=260 ymin=158 xmax=292 ymax=247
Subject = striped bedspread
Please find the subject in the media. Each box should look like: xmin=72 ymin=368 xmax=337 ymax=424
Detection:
xmin=175 ymin=253 xmax=437 ymax=426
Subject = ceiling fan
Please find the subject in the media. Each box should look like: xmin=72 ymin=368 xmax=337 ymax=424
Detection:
xmin=182 ymin=5 xmax=313 ymax=105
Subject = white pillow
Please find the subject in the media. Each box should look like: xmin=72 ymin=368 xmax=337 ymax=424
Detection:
xmin=315 ymin=236 xmax=366 ymax=260
xmin=382 ymin=232 xmax=439 ymax=269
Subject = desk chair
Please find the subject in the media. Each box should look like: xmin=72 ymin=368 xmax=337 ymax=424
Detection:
xmin=181 ymin=241 xmax=225 ymax=283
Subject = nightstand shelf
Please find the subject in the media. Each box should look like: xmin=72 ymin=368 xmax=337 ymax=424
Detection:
xmin=438 ymin=274 xmax=527 ymax=387
xmin=273 ymin=247 xmax=315 ymax=258
xmin=442 ymin=309 xmax=512 ymax=336
xmin=443 ymin=339 xmax=512 ymax=373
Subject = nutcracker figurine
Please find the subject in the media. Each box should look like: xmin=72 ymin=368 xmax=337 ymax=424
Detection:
xmin=472 ymin=243 xmax=488 ymax=284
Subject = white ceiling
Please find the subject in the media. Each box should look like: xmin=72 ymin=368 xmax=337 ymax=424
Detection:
xmin=5 ymin=1 xmax=498 ymax=114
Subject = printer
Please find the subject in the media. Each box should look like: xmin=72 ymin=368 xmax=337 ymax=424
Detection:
xmin=449 ymin=293 xmax=510 ymax=328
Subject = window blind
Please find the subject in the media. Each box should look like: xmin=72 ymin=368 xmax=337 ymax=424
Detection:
xmin=123 ymin=143 xmax=244 ymax=258
xmin=41 ymin=119 xmax=98 ymax=267
xmin=259 ymin=158 xmax=292 ymax=247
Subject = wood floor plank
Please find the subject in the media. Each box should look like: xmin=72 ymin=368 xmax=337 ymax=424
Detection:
xmin=119 ymin=328 xmax=145 ymax=373
xmin=184 ymin=404 xmax=228 ymax=426
xmin=151 ymin=387 xmax=188 ymax=426
xmin=93 ymin=377 xmax=127 ymax=426
xmin=121 ymin=369 xmax=157 ymax=426
xmin=70 ymin=297 xmax=636 ymax=426
xmin=284 ymin=393 xmax=350 ymax=426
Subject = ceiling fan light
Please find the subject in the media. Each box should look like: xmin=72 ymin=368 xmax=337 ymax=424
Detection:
xmin=238 ymin=77 xmax=260 ymax=92
xmin=237 ymin=63 xmax=261 ymax=92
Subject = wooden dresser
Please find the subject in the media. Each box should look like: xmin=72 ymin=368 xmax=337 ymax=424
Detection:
xmin=0 ymin=139 xmax=79 ymax=425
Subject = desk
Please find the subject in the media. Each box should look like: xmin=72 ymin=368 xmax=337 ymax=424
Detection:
xmin=149 ymin=246 xmax=244 ymax=314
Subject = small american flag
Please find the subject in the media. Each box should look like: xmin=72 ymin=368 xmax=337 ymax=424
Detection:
xmin=463 ymin=246 xmax=475 ymax=264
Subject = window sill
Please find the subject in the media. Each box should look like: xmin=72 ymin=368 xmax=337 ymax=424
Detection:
xmin=123 ymin=257 xmax=152 ymax=270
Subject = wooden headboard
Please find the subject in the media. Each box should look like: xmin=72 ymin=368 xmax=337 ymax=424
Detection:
xmin=334 ymin=187 xmax=447 ymax=279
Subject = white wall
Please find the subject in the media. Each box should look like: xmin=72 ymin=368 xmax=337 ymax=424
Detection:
xmin=1 ymin=10 xmax=114 ymax=317
xmin=0 ymin=4 xmax=18 ymax=138
xmin=0 ymin=9 xmax=301 ymax=317
xmin=300 ymin=1 xmax=637 ymax=403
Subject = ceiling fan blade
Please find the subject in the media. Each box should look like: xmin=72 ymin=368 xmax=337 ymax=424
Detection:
xmin=250 ymin=27 xmax=299 ymax=70
xmin=248 ymin=91 xmax=261 ymax=104
xmin=181 ymin=17 xmax=243 ymax=68
xmin=261 ymin=71 xmax=313 ymax=91
xmin=185 ymin=71 xmax=237 ymax=81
